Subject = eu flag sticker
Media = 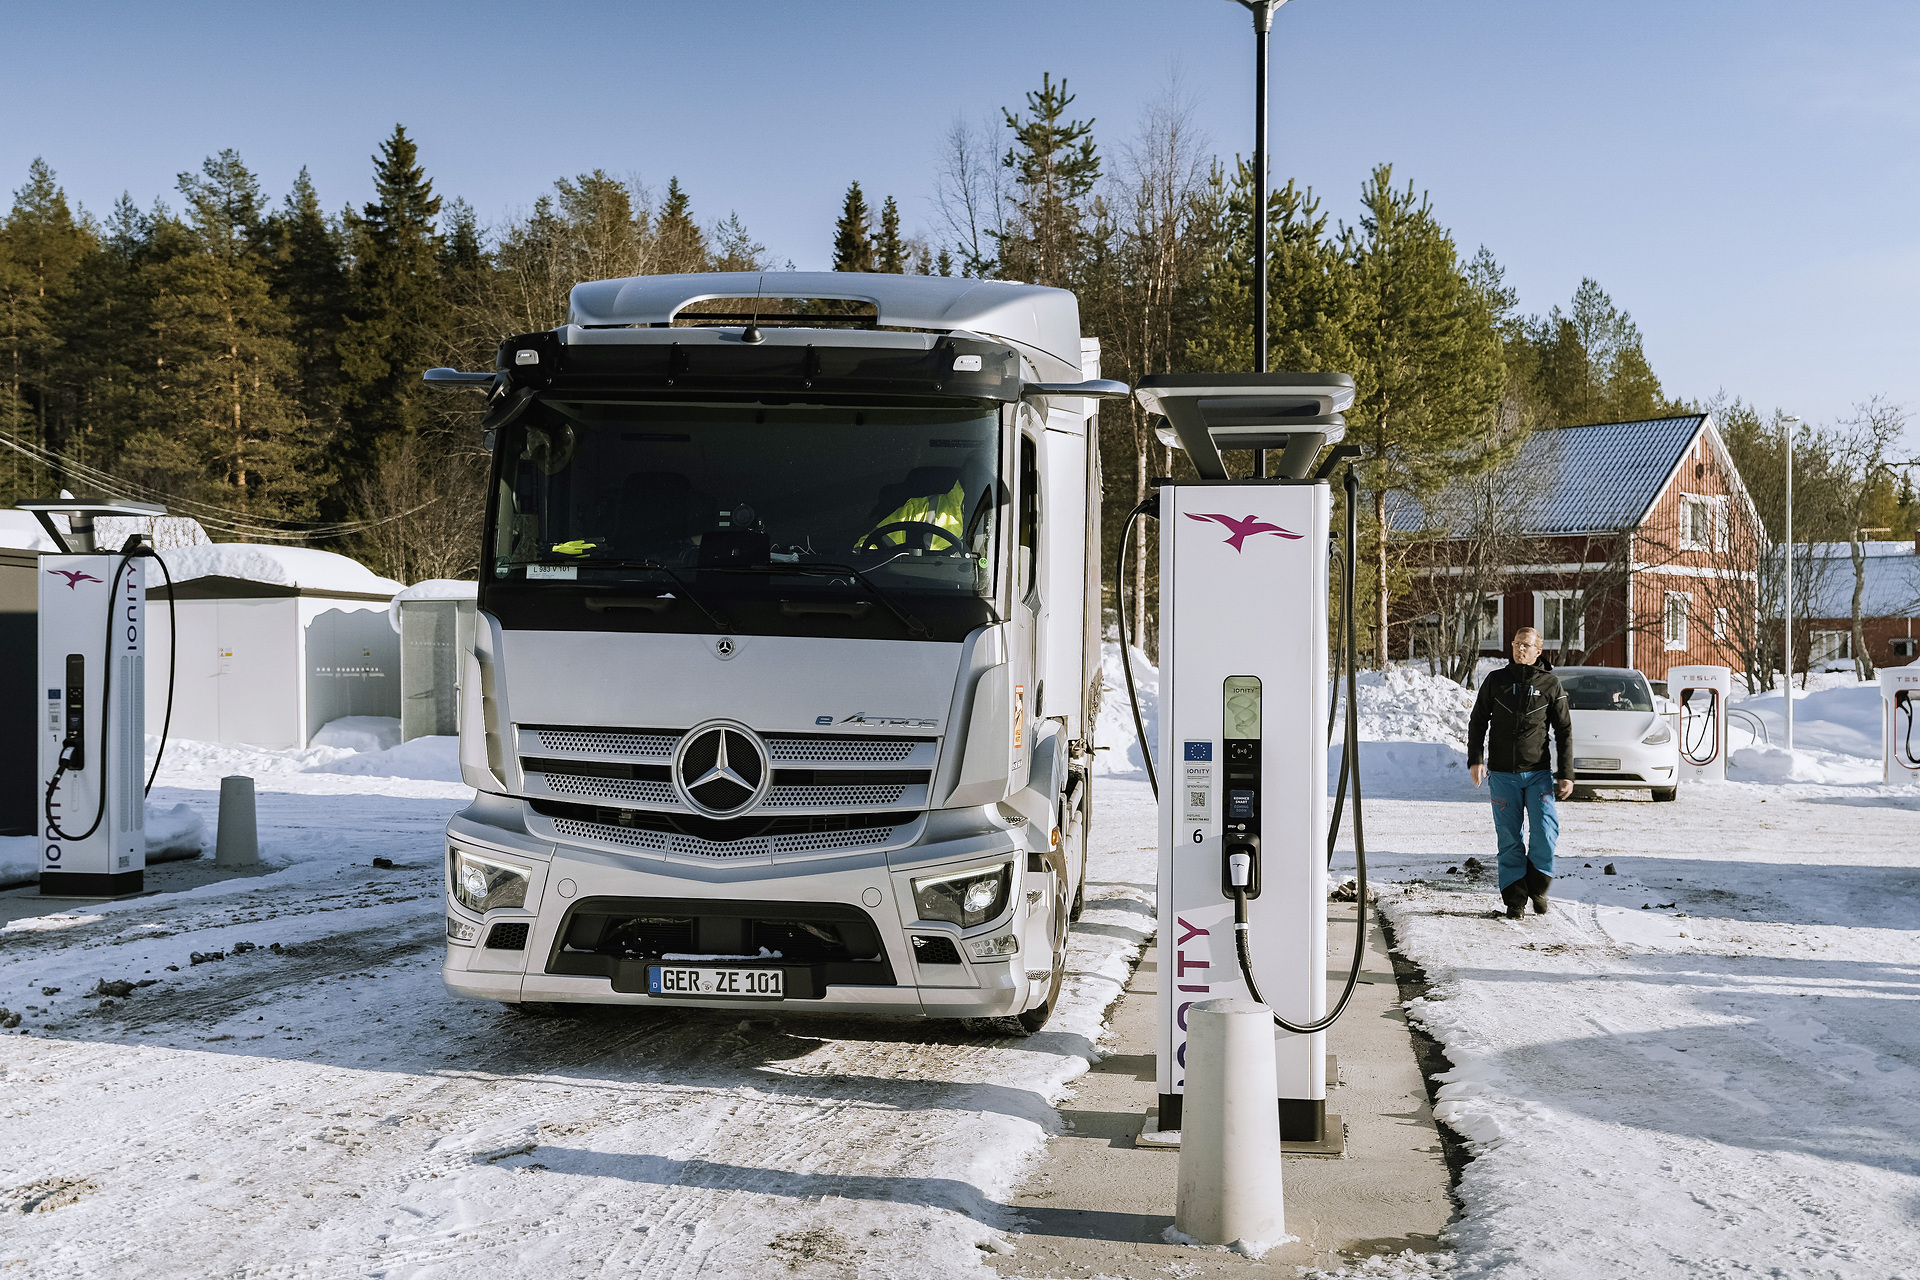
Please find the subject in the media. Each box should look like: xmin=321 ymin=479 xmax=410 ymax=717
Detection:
xmin=1184 ymin=741 xmax=1213 ymax=762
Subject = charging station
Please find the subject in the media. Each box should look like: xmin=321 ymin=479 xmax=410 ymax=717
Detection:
xmin=1669 ymin=664 xmax=1730 ymax=783
xmin=19 ymin=498 xmax=167 ymax=897
xmin=1880 ymin=665 xmax=1920 ymax=785
xmin=1124 ymin=373 xmax=1358 ymax=1145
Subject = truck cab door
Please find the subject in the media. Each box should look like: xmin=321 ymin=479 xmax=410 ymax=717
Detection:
xmin=1010 ymin=426 xmax=1042 ymax=793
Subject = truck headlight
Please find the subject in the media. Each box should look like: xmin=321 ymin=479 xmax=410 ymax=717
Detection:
xmin=1642 ymin=722 xmax=1672 ymax=745
xmin=912 ymin=862 xmax=1013 ymax=928
xmin=446 ymin=915 xmax=480 ymax=944
xmin=449 ymin=848 xmax=529 ymax=912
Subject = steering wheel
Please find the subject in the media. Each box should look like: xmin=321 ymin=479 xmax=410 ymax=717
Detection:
xmin=856 ymin=522 xmax=963 ymax=554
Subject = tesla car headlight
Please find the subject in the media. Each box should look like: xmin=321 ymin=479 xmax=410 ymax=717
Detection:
xmin=449 ymin=848 xmax=529 ymax=912
xmin=1642 ymin=722 xmax=1672 ymax=745
xmin=912 ymin=862 xmax=1013 ymax=928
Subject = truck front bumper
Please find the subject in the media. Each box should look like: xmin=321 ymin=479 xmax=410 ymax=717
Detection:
xmin=440 ymin=798 xmax=1041 ymax=1020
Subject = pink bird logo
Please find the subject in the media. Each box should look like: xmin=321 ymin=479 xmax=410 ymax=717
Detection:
xmin=1186 ymin=512 xmax=1301 ymax=552
xmin=49 ymin=569 xmax=102 ymax=589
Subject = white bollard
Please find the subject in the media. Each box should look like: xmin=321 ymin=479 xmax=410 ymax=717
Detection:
xmin=1175 ymin=997 xmax=1286 ymax=1246
xmin=215 ymin=776 xmax=258 ymax=868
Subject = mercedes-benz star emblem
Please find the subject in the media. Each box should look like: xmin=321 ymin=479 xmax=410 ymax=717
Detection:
xmin=715 ymin=637 xmax=736 ymax=658
xmin=672 ymin=720 xmax=770 ymax=818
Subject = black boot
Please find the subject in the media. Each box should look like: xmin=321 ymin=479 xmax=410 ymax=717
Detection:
xmin=1501 ymin=880 xmax=1528 ymax=920
xmin=1525 ymin=867 xmax=1552 ymax=915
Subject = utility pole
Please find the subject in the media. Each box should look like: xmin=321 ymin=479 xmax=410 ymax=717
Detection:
xmin=1782 ymin=415 xmax=1799 ymax=750
xmin=1232 ymin=0 xmax=1285 ymax=475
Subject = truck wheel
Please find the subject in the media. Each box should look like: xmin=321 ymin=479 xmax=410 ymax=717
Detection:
xmin=1652 ymin=787 xmax=1678 ymax=802
xmin=1013 ymin=878 xmax=1070 ymax=1035
xmin=1068 ymin=770 xmax=1090 ymax=923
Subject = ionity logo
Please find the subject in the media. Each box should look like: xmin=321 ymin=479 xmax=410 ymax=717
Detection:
xmin=1185 ymin=512 xmax=1301 ymax=553
xmin=48 ymin=569 xmax=102 ymax=589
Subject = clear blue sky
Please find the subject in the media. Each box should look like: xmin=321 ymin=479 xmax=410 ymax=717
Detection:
xmin=6 ymin=1 xmax=1916 ymax=433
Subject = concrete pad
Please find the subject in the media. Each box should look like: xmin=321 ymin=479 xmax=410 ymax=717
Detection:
xmin=992 ymin=901 xmax=1454 ymax=1275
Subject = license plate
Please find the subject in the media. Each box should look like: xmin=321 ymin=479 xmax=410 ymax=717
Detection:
xmin=1574 ymin=757 xmax=1620 ymax=770
xmin=647 ymin=966 xmax=785 ymax=999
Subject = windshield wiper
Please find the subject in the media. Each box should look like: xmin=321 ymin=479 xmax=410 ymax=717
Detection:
xmin=706 ymin=562 xmax=932 ymax=638
xmin=518 ymin=558 xmax=731 ymax=633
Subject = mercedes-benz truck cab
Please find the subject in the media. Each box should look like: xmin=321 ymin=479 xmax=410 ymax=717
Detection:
xmin=428 ymin=272 xmax=1123 ymax=1032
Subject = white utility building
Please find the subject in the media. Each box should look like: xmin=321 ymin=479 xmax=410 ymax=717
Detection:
xmin=147 ymin=544 xmax=403 ymax=749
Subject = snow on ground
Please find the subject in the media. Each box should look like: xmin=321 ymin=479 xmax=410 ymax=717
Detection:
xmin=0 ymin=727 xmax=1158 ymax=1278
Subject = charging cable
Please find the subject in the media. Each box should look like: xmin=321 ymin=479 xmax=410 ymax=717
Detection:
xmin=1680 ymin=689 xmax=1718 ymax=765
xmin=1232 ymin=463 xmax=1369 ymax=1036
xmin=1116 ymin=494 xmax=1161 ymax=798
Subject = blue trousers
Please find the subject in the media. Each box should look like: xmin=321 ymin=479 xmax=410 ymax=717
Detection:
xmin=1489 ymin=770 xmax=1558 ymax=891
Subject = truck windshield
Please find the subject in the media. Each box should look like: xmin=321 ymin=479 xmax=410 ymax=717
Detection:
xmin=490 ymin=400 xmax=1002 ymax=602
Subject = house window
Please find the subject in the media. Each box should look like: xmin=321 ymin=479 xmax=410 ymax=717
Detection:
xmin=1664 ymin=591 xmax=1690 ymax=650
xmin=1679 ymin=496 xmax=1715 ymax=551
xmin=1536 ymin=592 xmax=1583 ymax=649
xmin=1410 ymin=596 xmax=1502 ymax=658
xmin=1810 ymin=631 xmax=1850 ymax=666
xmin=1892 ymin=637 xmax=1918 ymax=658
xmin=1713 ymin=607 xmax=1729 ymax=641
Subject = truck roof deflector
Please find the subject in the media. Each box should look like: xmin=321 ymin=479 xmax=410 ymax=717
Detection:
xmin=1135 ymin=373 xmax=1355 ymax=480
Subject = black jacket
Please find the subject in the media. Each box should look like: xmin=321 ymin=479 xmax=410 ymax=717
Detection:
xmin=1468 ymin=660 xmax=1574 ymax=780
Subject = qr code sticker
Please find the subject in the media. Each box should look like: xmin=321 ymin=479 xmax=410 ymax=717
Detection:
xmin=1188 ymin=790 xmax=1207 ymax=807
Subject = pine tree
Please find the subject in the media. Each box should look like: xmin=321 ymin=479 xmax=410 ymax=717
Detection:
xmin=1341 ymin=165 xmax=1506 ymax=665
xmin=653 ymin=177 xmax=708 ymax=273
xmin=266 ymin=168 xmax=348 ymax=447
xmin=832 ymin=182 xmax=875 ymax=273
xmin=936 ymin=247 xmax=954 ymax=277
xmin=135 ymin=150 xmax=310 ymax=517
xmin=336 ymin=125 xmax=446 ymax=500
xmin=0 ymin=159 xmax=92 ymax=496
xmin=877 ymin=195 xmax=904 ymax=273
xmin=998 ymin=74 xmax=1101 ymax=287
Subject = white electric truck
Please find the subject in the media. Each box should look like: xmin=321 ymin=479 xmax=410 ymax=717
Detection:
xmin=425 ymin=272 xmax=1126 ymax=1031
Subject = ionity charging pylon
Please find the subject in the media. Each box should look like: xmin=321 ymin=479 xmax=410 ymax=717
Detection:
xmin=1669 ymin=664 xmax=1731 ymax=783
xmin=1118 ymin=373 xmax=1363 ymax=1146
xmin=19 ymin=498 xmax=168 ymax=897
xmin=1880 ymin=665 xmax=1920 ymax=785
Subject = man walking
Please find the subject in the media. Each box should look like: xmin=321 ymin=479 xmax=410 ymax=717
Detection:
xmin=1467 ymin=627 xmax=1574 ymax=919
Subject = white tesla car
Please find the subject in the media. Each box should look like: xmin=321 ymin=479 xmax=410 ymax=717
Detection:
xmin=1556 ymin=666 xmax=1680 ymax=801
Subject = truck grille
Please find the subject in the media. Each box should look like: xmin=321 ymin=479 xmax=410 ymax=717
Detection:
xmin=518 ymin=727 xmax=935 ymax=816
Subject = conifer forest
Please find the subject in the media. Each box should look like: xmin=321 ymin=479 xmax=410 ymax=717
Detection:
xmin=3 ymin=88 xmax=1911 ymax=630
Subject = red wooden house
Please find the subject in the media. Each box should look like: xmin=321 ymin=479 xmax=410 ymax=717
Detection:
xmin=1390 ymin=414 xmax=1762 ymax=682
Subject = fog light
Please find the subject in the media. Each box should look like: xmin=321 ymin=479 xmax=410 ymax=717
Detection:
xmin=446 ymin=915 xmax=480 ymax=944
xmin=966 ymin=931 xmax=1019 ymax=960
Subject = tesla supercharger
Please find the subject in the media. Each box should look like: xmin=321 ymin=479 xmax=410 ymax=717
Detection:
xmin=1880 ymin=666 xmax=1920 ymax=785
xmin=21 ymin=499 xmax=161 ymax=897
xmin=1669 ymin=664 xmax=1730 ymax=783
xmin=1138 ymin=373 xmax=1354 ymax=1148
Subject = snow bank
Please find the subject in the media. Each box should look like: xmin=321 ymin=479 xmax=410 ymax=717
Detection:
xmin=303 ymin=735 xmax=462 ymax=782
xmin=1094 ymin=641 xmax=1159 ymax=780
xmin=386 ymin=577 xmax=476 ymax=632
xmin=155 ymin=543 xmax=402 ymax=596
xmin=1331 ymin=740 xmax=1471 ymax=796
xmin=310 ymin=715 xmax=402 ymax=754
xmin=0 ymin=801 xmax=207 ymax=888
xmin=1346 ymin=665 xmax=1478 ymax=746
xmin=1730 ymin=743 xmax=1882 ymax=784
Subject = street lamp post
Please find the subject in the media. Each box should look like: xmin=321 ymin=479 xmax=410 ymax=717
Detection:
xmin=1232 ymin=0 xmax=1285 ymax=474
xmin=1782 ymin=415 xmax=1800 ymax=751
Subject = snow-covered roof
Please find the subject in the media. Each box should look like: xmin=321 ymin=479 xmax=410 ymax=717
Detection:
xmin=154 ymin=544 xmax=402 ymax=598
xmin=1389 ymin=415 xmax=1723 ymax=535
xmin=566 ymin=271 xmax=1085 ymax=380
xmin=1783 ymin=541 xmax=1920 ymax=618
xmin=0 ymin=510 xmax=58 ymax=552
xmin=387 ymin=578 xmax=477 ymax=632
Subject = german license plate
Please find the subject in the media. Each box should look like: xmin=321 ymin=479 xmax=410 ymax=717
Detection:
xmin=1574 ymin=757 xmax=1620 ymax=770
xmin=647 ymin=966 xmax=784 ymax=999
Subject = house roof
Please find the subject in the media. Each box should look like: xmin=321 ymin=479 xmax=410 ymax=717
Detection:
xmin=1785 ymin=541 xmax=1920 ymax=618
xmin=1389 ymin=414 xmax=1712 ymax=536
